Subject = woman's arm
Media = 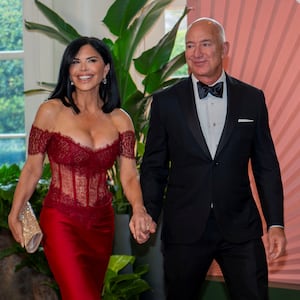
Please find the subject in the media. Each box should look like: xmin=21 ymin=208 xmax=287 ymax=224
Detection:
xmin=119 ymin=156 xmax=156 ymax=243
xmin=8 ymin=100 xmax=55 ymax=247
xmin=112 ymin=108 xmax=156 ymax=243
xmin=8 ymin=153 xmax=45 ymax=247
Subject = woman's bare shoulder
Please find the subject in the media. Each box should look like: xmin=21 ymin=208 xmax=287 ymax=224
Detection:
xmin=33 ymin=99 xmax=64 ymax=129
xmin=110 ymin=108 xmax=134 ymax=132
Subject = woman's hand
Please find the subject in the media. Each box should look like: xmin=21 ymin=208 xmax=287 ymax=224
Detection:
xmin=129 ymin=206 xmax=157 ymax=244
xmin=8 ymin=213 xmax=24 ymax=248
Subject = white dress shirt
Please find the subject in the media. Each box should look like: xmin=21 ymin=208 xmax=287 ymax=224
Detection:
xmin=192 ymin=71 xmax=227 ymax=159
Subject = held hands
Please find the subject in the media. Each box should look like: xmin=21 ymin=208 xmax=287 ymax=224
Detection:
xmin=268 ymin=227 xmax=287 ymax=261
xmin=129 ymin=206 xmax=156 ymax=244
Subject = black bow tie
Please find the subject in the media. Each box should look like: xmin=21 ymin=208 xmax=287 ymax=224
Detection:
xmin=197 ymin=81 xmax=223 ymax=99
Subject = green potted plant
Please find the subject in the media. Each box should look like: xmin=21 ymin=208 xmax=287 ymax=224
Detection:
xmin=103 ymin=255 xmax=150 ymax=300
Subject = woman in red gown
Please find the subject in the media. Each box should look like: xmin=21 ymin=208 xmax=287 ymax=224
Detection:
xmin=8 ymin=37 xmax=155 ymax=300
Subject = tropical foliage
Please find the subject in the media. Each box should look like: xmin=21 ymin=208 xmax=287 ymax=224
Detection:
xmin=103 ymin=255 xmax=150 ymax=300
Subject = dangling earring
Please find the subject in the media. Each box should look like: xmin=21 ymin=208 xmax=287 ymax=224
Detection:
xmin=70 ymin=81 xmax=74 ymax=85
xmin=102 ymin=77 xmax=107 ymax=84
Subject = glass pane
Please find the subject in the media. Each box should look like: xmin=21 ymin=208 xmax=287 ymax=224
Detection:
xmin=0 ymin=0 xmax=23 ymax=51
xmin=165 ymin=9 xmax=188 ymax=76
xmin=0 ymin=0 xmax=24 ymax=165
xmin=0 ymin=59 xmax=24 ymax=134
xmin=0 ymin=138 xmax=26 ymax=165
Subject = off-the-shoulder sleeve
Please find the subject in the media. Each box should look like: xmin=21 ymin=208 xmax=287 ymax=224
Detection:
xmin=28 ymin=125 xmax=52 ymax=155
xmin=119 ymin=131 xmax=135 ymax=159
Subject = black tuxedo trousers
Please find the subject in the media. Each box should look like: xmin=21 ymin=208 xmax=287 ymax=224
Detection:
xmin=162 ymin=210 xmax=268 ymax=300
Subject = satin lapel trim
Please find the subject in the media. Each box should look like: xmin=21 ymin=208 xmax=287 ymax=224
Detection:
xmin=215 ymin=76 xmax=241 ymax=158
xmin=178 ymin=78 xmax=211 ymax=158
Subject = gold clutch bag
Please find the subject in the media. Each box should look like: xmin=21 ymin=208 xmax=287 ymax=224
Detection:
xmin=19 ymin=202 xmax=43 ymax=253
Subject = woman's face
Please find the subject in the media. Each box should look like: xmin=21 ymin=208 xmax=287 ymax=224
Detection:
xmin=69 ymin=44 xmax=110 ymax=92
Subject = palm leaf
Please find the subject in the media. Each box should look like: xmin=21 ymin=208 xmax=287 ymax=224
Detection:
xmin=102 ymin=0 xmax=148 ymax=36
xmin=113 ymin=60 xmax=141 ymax=107
xmin=114 ymin=0 xmax=172 ymax=71
xmin=34 ymin=0 xmax=81 ymax=40
xmin=112 ymin=0 xmax=173 ymax=101
xmin=32 ymin=0 xmax=81 ymax=43
xmin=24 ymin=21 xmax=72 ymax=44
xmin=143 ymin=51 xmax=186 ymax=94
xmin=134 ymin=6 xmax=189 ymax=75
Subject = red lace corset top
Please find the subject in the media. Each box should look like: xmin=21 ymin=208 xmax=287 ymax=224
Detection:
xmin=28 ymin=125 xmax=135 ymax=221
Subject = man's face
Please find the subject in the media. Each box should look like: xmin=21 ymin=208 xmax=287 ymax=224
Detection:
xmin=185 ymin=21 xmax=229 ymax=85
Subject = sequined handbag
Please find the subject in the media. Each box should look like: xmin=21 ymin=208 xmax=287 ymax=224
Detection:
xmin=19 ymin=202 xmax=43 ymax=253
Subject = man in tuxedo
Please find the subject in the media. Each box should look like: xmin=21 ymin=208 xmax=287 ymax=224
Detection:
xmin=140 ymin=17 xmax=286 ymax=300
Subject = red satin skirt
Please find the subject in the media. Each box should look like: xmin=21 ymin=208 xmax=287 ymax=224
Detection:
xmin=40 ymin=205 xmax=114 ymax=300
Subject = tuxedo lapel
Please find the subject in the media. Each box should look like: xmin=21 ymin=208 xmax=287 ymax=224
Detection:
xmin=177 ymin=78 xmax=211 ymax=159
xmin=215 ymin=75 xmax=241 ymax=158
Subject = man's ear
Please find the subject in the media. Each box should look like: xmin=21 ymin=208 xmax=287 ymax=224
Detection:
xmin=222 ymin=41 xmax=230 ymax=58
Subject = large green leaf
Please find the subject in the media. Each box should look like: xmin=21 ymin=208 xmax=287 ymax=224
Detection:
xmin=107 ymin=255 xmax=135 ymax=273
xmin=102 ymin=0 xmax=148 ymax=37
xmin=112 ymin=0 xmax=173 ymax=101
xmin=110 ymin=276 xmax=150 ymax=297
xmin=113 ymin=60 xmax=141 ymax=105
xmin=24 ymin=21 xmax=71 ymax=44
xmin=102 ymin=255 xmax=150 ymax=299
xmin=34 ymin=0 xmax=81 ymax=43
xmin=0 ymin=164 xmax=21 ymax=184
xmin=122 ymin=90 xmax=145 ymax=126
xmin=24 ymin=81 xmax=55 ymax=96
xmin=143 ymin=51 xmax=186 ymax=94
xmin=114 ymin=0 xmax=172 ymax=71
xmin=134 ymin=6 xmax=189 ymax=75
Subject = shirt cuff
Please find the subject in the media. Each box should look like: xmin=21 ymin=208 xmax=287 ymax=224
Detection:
xmin=269 ymin=225 xmax=284 ymax=229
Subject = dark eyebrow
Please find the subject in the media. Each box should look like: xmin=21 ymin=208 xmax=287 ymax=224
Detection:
xmin=72 ymin=55 xmax=99 ymax=60
xmin=86 ymin=56 xmax=99 ymax=59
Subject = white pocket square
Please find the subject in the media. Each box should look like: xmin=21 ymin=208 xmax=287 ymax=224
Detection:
xmin=238 ymin=118 xmax=254 ymax=123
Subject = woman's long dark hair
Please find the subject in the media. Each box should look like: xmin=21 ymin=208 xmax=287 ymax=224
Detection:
xmin=49 ymin=37 xmax=121 ymax=113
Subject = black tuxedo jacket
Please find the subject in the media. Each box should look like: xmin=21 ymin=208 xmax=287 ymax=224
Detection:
xmin=140 ymin=74 xmax=284 ymax=244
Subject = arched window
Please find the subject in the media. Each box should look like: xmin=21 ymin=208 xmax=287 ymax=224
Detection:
xmin=0 ymin=0 xmax=25 ymax=165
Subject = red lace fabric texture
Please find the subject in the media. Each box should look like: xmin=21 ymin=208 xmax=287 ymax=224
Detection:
xmin=28 ymin=125 xmax=135 ymax=223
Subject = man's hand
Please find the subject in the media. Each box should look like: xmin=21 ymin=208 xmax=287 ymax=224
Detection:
xmin=268 ymin=227 xmax=286 ymax=261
